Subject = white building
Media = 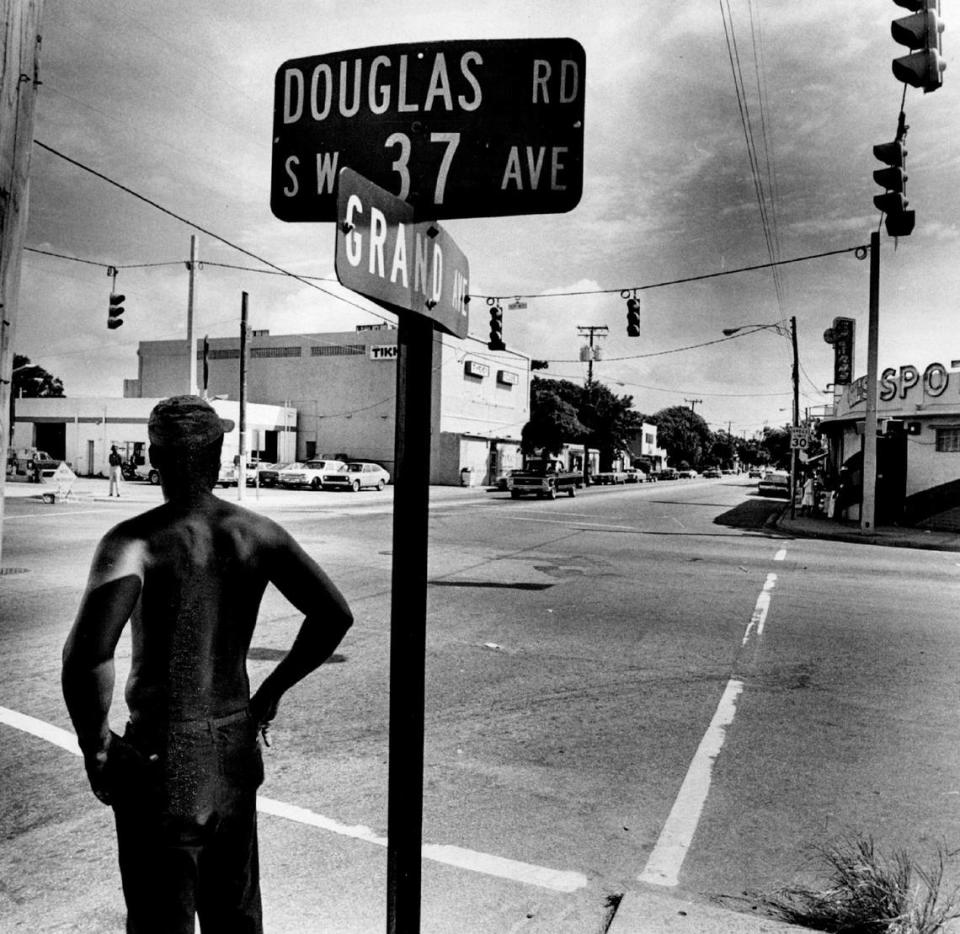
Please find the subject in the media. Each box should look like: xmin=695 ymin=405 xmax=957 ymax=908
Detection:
xmin=129 ymin=326 xmax=531 ymax=485
xmin=11 ymin=396 xmax=296 ymax=479
xmin=818 ymin=356 xmax=960 ymax=524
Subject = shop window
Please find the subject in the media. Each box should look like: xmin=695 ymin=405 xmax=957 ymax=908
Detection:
xmin=935 ymin=427 xmax=960 ymax=452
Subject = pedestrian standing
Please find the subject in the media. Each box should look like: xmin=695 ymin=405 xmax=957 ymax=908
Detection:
xmin=108 ymin=445 xmax=123 ymax=497
xmin=62 ymin=395 xmax=354 ymax=933
xmin=800 ymin=474 xmax=816 ymax=517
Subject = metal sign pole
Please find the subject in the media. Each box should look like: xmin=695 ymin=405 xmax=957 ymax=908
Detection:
xmin=386 ymin=312 xmax=434 ymax=934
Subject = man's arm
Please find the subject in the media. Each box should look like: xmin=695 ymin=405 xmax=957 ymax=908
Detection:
xmin=62 ymin=533 xmax=143 ymax=802
xmin=250 ymin=529 xmax=353 ymax=727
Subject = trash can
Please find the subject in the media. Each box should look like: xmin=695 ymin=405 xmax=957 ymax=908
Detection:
xmin=459 ymin=467 xmax=473 ymax=487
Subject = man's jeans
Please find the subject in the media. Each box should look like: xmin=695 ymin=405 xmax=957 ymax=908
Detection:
xmin=106 ymin=709 xmax=264 ymax=934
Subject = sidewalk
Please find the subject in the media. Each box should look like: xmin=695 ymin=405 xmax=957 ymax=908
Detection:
xmin=774 ymin=507 xmax=960 ymax=552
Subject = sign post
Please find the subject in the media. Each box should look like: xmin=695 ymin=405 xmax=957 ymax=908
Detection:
xmin=333 ymin=168 xmax=469 ymax=933
xmin=271 ymin=37 xmax=586 ymax=933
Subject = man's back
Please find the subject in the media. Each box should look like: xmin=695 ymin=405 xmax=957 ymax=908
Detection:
xmin=121 ymin=496 xmax=282 ymax=724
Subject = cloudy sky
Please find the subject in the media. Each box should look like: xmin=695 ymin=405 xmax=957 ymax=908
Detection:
xmin=17 ymin=0 xmax=960 ymax=436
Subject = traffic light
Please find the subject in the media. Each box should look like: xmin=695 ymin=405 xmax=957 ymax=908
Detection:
xmin=891 ymin=0 xmax=945 ymax=93
xmin=107 ymin=293 xmax=126 ymax=329
xmin=488 ymin=304 xmax=505 ymax=351
xmin=873 ymin=140 xmax=916 ymax=237
xmin=626 ymin=298 xmax=640 ymax=337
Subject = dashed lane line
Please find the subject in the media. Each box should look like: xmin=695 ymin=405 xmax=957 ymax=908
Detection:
xmin=0 ymin=705 xmax=587 ymax=894
xmin=637 ymin=550 xmax=783 ymax=887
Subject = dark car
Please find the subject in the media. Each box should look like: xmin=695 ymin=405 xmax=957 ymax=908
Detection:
xmin=255 ymin=462 xmax=299 ymax=488
xmin=757 ymin=470 xmax=790 ymax=497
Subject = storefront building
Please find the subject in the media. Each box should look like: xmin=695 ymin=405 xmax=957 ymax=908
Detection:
xmin=818 ymin=358 xmax=960 ymax=524
xmin=10 ymin=397 xmax=296 ymax=478
xmin=132 ymin=325 xmax=531 ymax=485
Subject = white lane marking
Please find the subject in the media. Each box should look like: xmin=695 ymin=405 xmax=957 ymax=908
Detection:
xmin=774 ymin=548 xmax=787 ymax=561
xmin=638 ymin=679 xmax=744 ymax=887
xmin=0 ymin=706 xmax=587 ymax=894
xmin=2 ymin=509 xmax=114 ymax=521
xmin=741 ymin=572 xmax=777 ymax=646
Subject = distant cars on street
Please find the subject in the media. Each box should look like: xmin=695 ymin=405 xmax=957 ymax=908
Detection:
xmin=748 ymin=467 xmax=763 ymax=479
xmin=253 ymin=462 xmax=296 ymax=488
xmin=702 ymin=467 xmax=722 ymax=478
xmin=656 ymin=468 xmax=678 ymax=480
xmin=321 ymin=461 xmax=390 ymax=492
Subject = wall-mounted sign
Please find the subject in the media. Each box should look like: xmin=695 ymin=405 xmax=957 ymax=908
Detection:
xmin=464 ymin=360 xmax=489 ymax=378
xmin=497 ymin=369 xmax=518 ymax=385
xmin=370 ymin=345 xmax=399 ymax=360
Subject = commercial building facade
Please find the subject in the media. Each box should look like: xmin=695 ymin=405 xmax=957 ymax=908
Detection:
xmin=10 ymin=397 xmax=296 ymax=478
xmin=818 ymin=356 xmax=960 ymax=524
xmin=132 ymin=325 xmax=531 ymax=486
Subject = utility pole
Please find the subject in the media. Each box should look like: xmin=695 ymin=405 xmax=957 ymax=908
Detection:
xmin=861 ymin=231 xmax=880 ymax=530
xmin=186 ymin=235 xmax=199 ymax=396
xmin=237 ymin=292 xmax=248 ymax=500
xmin=577 ymin=325 xmax=608 ymax=384
xmin=0 ymin=0 xmax=43 ymax=570
xmin=789 ymin=315 xmax=799 ymax=520
xmin=684 ymin=398 xmax=702 ymax=413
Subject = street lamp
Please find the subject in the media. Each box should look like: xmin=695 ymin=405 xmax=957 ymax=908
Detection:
xmin=722 ymin=317 xmax=800 ymax=519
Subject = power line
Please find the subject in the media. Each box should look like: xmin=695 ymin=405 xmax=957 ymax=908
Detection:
xmin=477 ymin=245 xmax=866 ymax=301
xmin=33 ymin=140 xmax=386 ymax=321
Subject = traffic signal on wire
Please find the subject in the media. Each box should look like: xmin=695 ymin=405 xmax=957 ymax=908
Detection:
xmin=488 ymin=304 xmax=505 ymax=351
xmin=891 ymin=0 xmax=945 ymax=93
xmin=873 ymin=140 xmax=916 ymax=237
xmin=626 ymin=298 xmax=641 ymax=337
xmin=107 ymin=293 xmax=126 ymax=329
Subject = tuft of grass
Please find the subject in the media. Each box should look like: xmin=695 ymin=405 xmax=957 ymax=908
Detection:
xmin=744 ymin=836 xmax=960 ymax=934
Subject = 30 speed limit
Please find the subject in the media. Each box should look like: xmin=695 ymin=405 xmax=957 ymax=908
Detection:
xmin=270 ymin=38 xmax=586 ymax=222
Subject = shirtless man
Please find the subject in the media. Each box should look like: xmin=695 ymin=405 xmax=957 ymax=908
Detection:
xmin=62 ymin=395 xmax=353 ymax=934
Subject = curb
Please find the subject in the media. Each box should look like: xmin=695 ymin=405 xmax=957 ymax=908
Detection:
xmin=606 ymin=889 xmax=812 ymax=934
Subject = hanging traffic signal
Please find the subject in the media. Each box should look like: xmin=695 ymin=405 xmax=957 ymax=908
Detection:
xmin=873 ymin=140 xmax=916 ymax=237
xmin=626 ymin=298 xmax=640 ymax=337
xmin=488 ymin=304 xmax=505 ymax=351
xmin=891 ymin=0 xmax=945 ymax=93
xmin=107 ymin=293 xmax=126 ymax=329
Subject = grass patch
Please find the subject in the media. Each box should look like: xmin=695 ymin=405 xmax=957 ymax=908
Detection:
xmin=744 ymin=836 xmax=960 ymax=933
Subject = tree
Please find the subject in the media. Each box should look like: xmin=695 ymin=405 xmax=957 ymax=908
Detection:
xmin=522 ymin=379 xmax=587 ymax=456
xmin=9 ymin=354 xmax=65 ymax=442
xmin=522 ymin=377 xmax=642 ymax=467
xmin=650 ymin=405 xmax=712 ymax=468
xmin=759 ymin=425 xmax=791 ymax=469
xmin=579 ymin=381 xmax=644 ymax=470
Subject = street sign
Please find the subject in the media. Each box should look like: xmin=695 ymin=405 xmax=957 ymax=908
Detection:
xmin=334 ymin=168 xmax=469 ymax=338
xmin=271 ymin=38 xmax=585 ymax=222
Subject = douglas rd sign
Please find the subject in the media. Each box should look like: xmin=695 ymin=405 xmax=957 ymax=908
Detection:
xmin=334 ymin=167 xmax=469 ymax=338
xmin=272 ymin=38 xmax=585 ymax=222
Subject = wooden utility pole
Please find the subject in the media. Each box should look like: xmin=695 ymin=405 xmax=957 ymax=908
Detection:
xmin=0 ymin=0 xmax=44 ymax=569
xmin=684 ymin=398 xmax=702 ymax=413
xmin=237 ymin=292 xmax=248 ymax=500
xmin=186 ymin=235 xmax=199 ymax=395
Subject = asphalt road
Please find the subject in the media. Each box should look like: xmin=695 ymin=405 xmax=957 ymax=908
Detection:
xmin=2 ymin=477 xmax=959 ymax=933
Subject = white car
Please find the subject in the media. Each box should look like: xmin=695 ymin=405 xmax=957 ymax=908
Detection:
xmin=321 ymin=461 xmax=390 ymax=492
xmin=279 ymin=459 xmax=345 ymax=490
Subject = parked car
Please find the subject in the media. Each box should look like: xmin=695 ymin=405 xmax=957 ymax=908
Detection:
xmin=252 ymin=462 xmax=296 ymax=488
xmin=757 ymin=470 xmax=790 ymax=497
xmin=702 ymin=467 xmax=722 ymax=479
xmin=748 ymin=467 xmax=763 ymax=478
xmin=7 ymin=447 xmax=60 ymax=480
xmin=677 ymin=468 xmax=698 ymax=479
xmin=217 ymin=462 xmax=238 ymax=487
xmin=622 ymin=467 xmax=642 ymax=483
xmin=656 ymin=468 xmax=678 ymax=480
xmin=321 ymin=461 xmax=390 ymax=492
xmin=279 ymin=459 xmax=345 ymax=490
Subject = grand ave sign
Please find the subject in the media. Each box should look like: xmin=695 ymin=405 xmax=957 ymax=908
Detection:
xmin=334 ymin=168 xmax=469 ymax=338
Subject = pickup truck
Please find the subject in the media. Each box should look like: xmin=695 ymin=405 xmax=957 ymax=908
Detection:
xmin=509 ymin=459 xmax=581 ymax=499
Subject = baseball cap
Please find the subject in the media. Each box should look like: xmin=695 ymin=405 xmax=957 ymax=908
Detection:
xmin=148 ymin=395 xmax=235 ymax=448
